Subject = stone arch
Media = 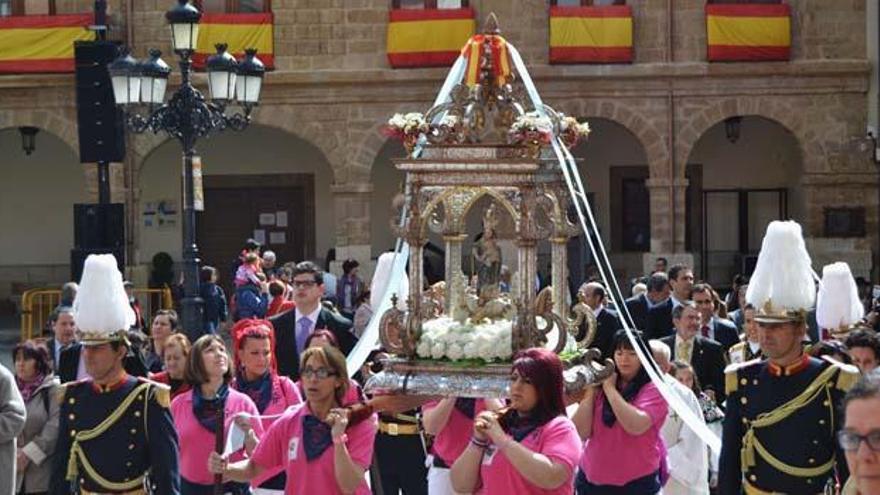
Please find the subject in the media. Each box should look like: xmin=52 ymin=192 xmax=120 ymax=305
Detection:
xmin=132 ymin=107 xmax=343 ymax=183
xmin=349 ymin=104 xmax=422 ymax=183
xmin=552 ymin=99 xmax=668 ymax=178
xmin=675 ymin=97 xmax=815 ymax=179
xmin=0 ymin=108 xmax=79 ymax=155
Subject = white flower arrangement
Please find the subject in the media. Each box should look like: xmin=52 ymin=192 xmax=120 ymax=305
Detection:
xmin=417 ymin=316 xmax=513 ymax=362
xmin=560 ymin=116 xmax=590 ymax=136
xmin=510 ymin=111 xmax=554 ymax=135
xmin=387 ymin=112 xmax=427 ymax=135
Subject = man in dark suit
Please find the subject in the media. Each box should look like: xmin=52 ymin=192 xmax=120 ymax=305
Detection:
xmin=692 ymin=283 xmax=739 ymax=352
xmin=646 ymin=264 xmax=694 ymax=340
xmin=660 ymin=301 xmax=727 ymax=406
xmin=271 ymin=261 xmax=358 ymax=381
xmin=46 ymin=306 xmax=77 ymax=371
xmin=624 ymin=272 xmax=670 ymax=331
xmin=579 ymin=281 xmax=621 ymax=359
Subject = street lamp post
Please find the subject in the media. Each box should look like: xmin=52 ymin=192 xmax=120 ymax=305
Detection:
xmin=108 ymin=0 xmax=265 ymax=339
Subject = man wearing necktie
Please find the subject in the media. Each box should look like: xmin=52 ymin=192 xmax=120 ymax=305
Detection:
xmin=692 ymin=283 xmax=739 ymax=352
xmin=270 ymin=261 xmax=358 ymax=381
xmin=660 ymin=301 xmax=727 ymax=406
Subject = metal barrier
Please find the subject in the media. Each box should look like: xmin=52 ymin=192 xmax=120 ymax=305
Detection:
xmin=20 ymin=287 xmax=174 ymax=341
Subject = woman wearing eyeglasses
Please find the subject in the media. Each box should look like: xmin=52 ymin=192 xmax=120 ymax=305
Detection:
xmin=449 ymin=348 xmax=582 ymax=494
xmin=839 ymin=369 xmax=880 ymax=495
xmin=172 ymin=334 xmax=264 ymax=495
xmin=208 ymin=345 xmax=378 ymax=495
xmin=230 ymin=319 xmax=302 ymax=495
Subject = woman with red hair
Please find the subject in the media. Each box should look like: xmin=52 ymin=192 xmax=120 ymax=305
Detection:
xmin=230 ymin=319 xmax=302 ymax=494
xmin=450 ymin=348 xmax=582 ymax=494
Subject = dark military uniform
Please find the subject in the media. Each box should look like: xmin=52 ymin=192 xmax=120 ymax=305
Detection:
xmin=371 ymin=410 xmax=428 ymax=495
xmin=718 ymin=354 xmax=859 ymax=495
xmin=50 ymin=375 xmax=180 ymax=494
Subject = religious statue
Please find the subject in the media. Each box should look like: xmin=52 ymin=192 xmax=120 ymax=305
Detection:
xmin=472 ymin=203 xmax=502 ymax=298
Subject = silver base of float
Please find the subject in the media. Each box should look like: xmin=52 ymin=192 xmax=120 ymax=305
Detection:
xmin=364 ymin=350 xmax=615 ymax=399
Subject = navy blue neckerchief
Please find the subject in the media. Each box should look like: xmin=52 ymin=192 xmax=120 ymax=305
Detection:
xmin=454 ymin=398 xmax=476 ymax=419
xmin=302 ymin=414 xmax=333 ymax=461
xmin=602 ymin=367 xmax=651 ymax=427
xmin=236 ymin=370 xmax=273 ymax=413
xmin=192 ymin=383 xmax=229 ymax=433
xmin=502 ymin=409 xmax=542 ymax=442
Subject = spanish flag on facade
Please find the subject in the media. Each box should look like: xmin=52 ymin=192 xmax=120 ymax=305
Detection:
xmin=387 ymin=8 xmax=476 ymax=68
xmin=193 ymin=12 xmax=274 ymax=69
xmin=549 ymin=5 xmax=633 ymax=64
xmin=0 ymin=14 xmax=94 ymax=73
xmin=706 ymin=3 xmax=791 ymax=62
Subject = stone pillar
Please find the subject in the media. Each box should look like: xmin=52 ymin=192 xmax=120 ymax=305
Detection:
xmin=645 ymin=178 xmax=674 ymax=253
xmin=672 ymin=178 xmax=690 ymax=252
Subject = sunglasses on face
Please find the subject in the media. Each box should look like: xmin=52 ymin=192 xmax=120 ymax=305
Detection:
xmin=301 ymin=367 xmax=337 ymax=380
xmin=838 ymin=429 xmax=880 ymax=452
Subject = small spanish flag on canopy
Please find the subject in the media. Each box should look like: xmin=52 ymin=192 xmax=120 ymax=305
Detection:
xmin=0 ymin=14 xmax=95 ymax=73
xmin=387 ymin=8 xmax=476 ymax=68
xmin=193 ymin=12 xmax=274 ymax=69
xmin=549 ymin=5 xmax=633 ymax=64
xmin=706 ymin=3 xmax=791 ymax=62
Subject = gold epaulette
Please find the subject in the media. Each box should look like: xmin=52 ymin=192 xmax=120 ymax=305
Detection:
xmin=821 ymin=355 xmax=860 ymax=392
xmin=137 ymin=377 xmax=171 ymax=408
xmin=725 ymin=358 xmax=762 ymax=395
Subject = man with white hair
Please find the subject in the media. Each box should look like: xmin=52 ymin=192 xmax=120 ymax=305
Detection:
xmin=262 ymin=249 xmax=277 ymax=279
xmin=650 ymin=340 xmax=709 ymax=495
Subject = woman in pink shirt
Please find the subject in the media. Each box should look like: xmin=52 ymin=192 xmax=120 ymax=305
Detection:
xmin=571 ymin=330 xmax=668 ymax=494
xmin=208 ymin=345 xmax=378 ymax=495
xmin=450 ymin=348 xmax=582 ymax=494
xmin=172 ymin=334 xmax=264 ymax=495
xmin=230 ymin=319 xmax=302 ymax=494
xmin=423 ymin=397 xmax=504 ymax=494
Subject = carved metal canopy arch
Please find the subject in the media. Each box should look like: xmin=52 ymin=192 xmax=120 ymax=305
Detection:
xmin=418 ymin=186 xmax=521 ymax=238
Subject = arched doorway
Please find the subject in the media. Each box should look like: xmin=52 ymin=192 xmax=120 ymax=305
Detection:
xmin=137 ymin=125 xmax=336 ymax=285
xmin=0 ymin=127 xmax=86 ymax=295
xmin=686 ymin=115 xmax=803 ymax=288
xmin=569 ymin=117 xmax=650 ymax=287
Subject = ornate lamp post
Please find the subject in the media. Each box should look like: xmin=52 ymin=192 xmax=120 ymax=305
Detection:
xmin=108 ymin=0 xmax=265 ymax=338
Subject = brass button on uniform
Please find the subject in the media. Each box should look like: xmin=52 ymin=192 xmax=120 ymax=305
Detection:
xmin=808 ymin=458 xmax=816 ymax=464
xmin=749 ymin=474 xmax=757 ymax=482
xmin=134 ymin=411 xmax=141 ymax=417
xmin=752 ymin=379 xmax=758 ymax=385
xmin=130 ymin=428 xmax=137 ymax=435
xmin=740 ymin=378 xmax=747 ymax=385
xmin=69 ymin=398 xmax=75 ymax=404
xmin=819 ymin=419 xmax=826 ymax=425
xmin=69 ymin=430 xmax=76 ymax=437
xmin=68 ymin=414 xmax=75 ymax=421
xmin=128 ymin=443 xmax=135 ymax=450
xmin=740 ymin=397 xmax=748 ymax=405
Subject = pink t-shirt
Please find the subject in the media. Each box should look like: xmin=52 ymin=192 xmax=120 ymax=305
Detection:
xmin=250 ymin=402 xmax=378 ymax=495
xmin=478 ymin=416 xmax=582 ymax=495
xmin=579 ymin=382 xmax=668 ymax=486
xmin=171 ymin=388 xmax=264 ymax=485
xmin=422 ymin=399 xmax=487 ymax=466
xmin=231 ymin=375 xmax=303 ymax=488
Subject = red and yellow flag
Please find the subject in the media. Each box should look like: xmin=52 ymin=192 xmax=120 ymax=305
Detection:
xmin=0 ymin=14 xmax=94 ymax=73
xmin=387 ymin=8 xmax=475 ymax=68
xmin=461 ymin=34 xmax=511 ymax=87
xmin=706 ymin=4 xmax=790 ymax=62
xmin=193 ymin=12 xmax=274 ymax=69
xmin=549 ymin=5 xmax=633 ymax=64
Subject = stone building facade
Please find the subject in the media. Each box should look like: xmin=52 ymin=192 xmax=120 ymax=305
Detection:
xmin=0 ymin=0 xmax=875 ymax=302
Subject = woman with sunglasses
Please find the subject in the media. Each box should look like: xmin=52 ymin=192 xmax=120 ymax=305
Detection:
xmin=449 ymin=348 xmax=582 ymax=494
xmin=839 ymin=369 xmax=880 ymax=495
xmin=172 ymin=335 xmax=264 ymax=495
xmin=230 ymin=319 xmax=302 ymax=495
xmin=208 ymin=345 xmax=378 ymax=495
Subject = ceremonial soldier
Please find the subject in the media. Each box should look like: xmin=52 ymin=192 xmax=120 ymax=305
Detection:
xmin=719 ymin=221 xmax=859 ymax=495
xmin=727 ymin=304 xmax=763 ymax=365
xmin=50 ymin=254 xmax=180 ymax=494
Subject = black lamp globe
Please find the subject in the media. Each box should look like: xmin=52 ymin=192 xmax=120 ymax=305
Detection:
xmin=206 ymin=44 xmax=237 ymax=102
xmin=108 ymin=49 xmax=141 ymax=105
xmin=235 ymin=48 xmax=265 ymax=105
xmin=165 ymin=0 xmax=201 ymax=53
xmin=139 ymin=49 xmax=171 ymax=105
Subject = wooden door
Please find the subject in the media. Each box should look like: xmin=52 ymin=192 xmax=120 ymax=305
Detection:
xmin=196 ymin=174 xmax=315 ymax=293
